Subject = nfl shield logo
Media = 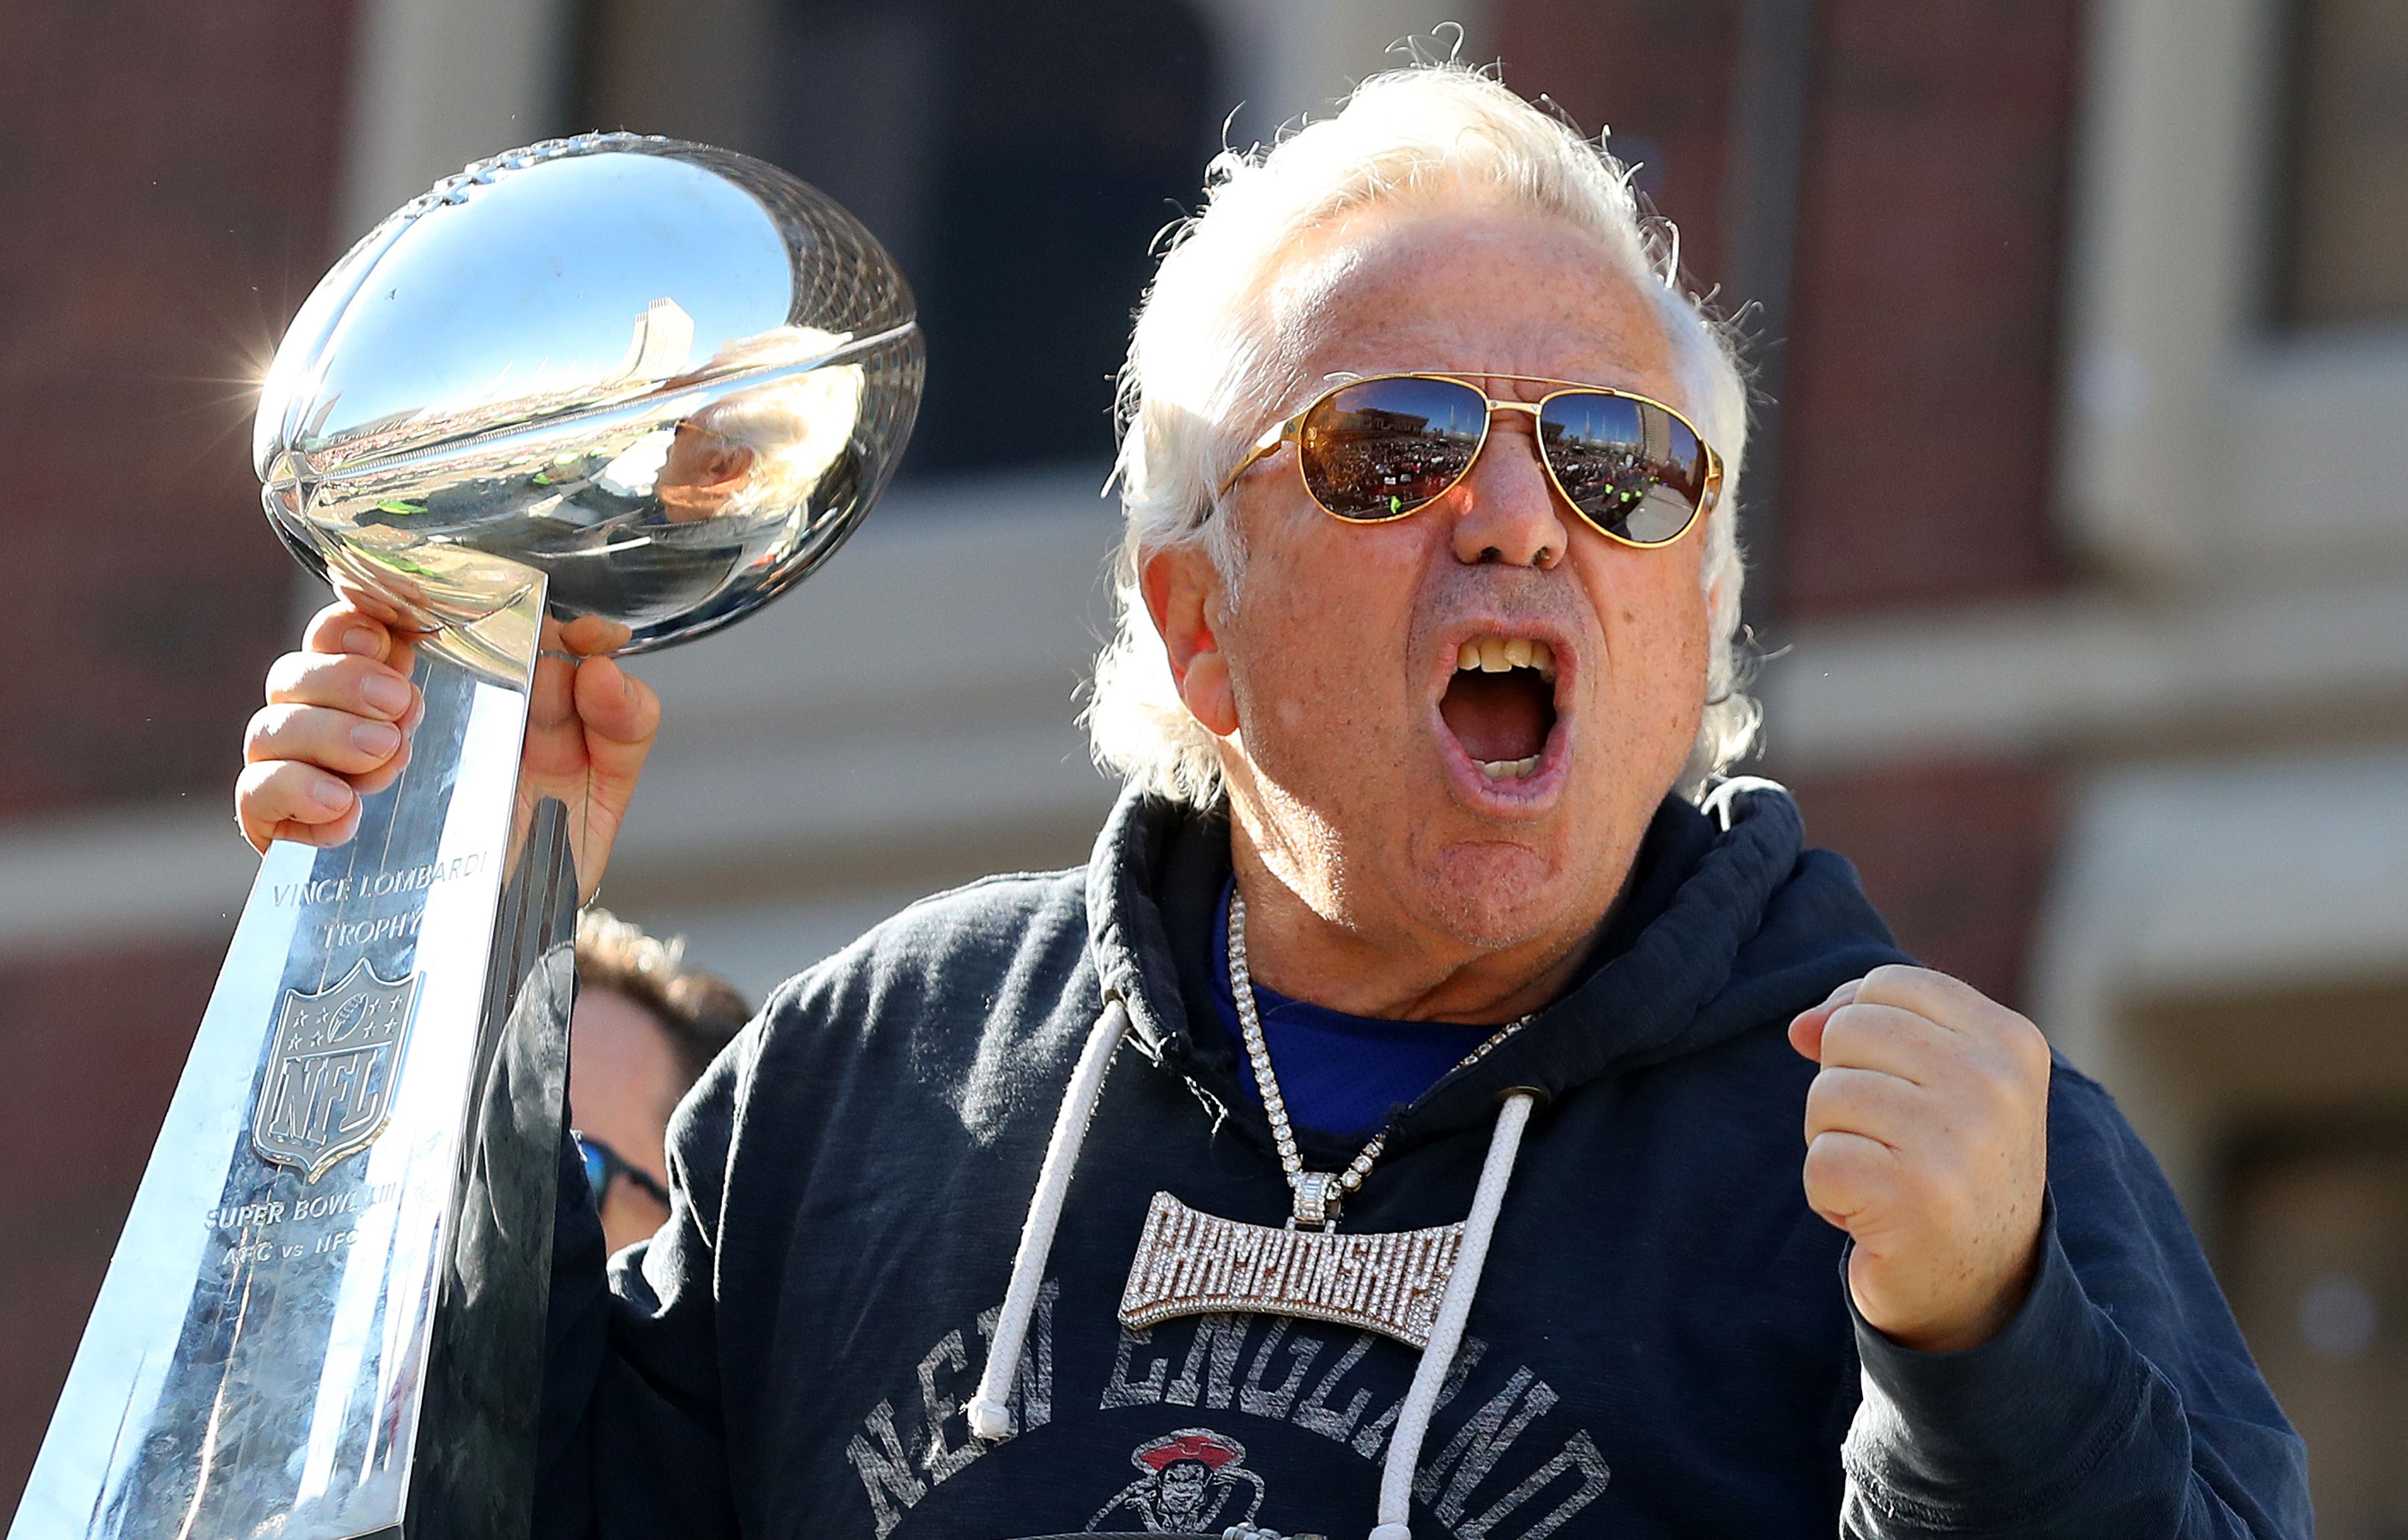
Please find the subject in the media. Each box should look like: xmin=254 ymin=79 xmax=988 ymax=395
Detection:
xmin=252 ymin=958 xmax=422 ymax=1182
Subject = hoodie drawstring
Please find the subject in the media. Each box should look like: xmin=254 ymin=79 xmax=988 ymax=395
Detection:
xmin=1700 ymin=774 xmax=1787 ymax=833
xmin=1368 ymin=1089 xmax=1536 ymax=1540
xmin=969 ymin=994 xmax=1129 ymax=1441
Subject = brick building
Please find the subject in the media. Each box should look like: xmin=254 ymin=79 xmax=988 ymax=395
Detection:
xmin=5 ymin=0 xmax=2406 ymax=1529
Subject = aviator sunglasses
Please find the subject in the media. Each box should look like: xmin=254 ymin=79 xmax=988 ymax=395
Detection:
xmin=1219 ymin=372 xmax=1723 ymax=547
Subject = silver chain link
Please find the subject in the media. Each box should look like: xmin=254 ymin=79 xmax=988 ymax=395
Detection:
xmin=1227 ymin=889 xmax=1528 ymax=1229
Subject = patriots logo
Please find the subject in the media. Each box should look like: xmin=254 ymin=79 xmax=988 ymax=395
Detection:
xmin=1086 ymin=1428 xmax=1268 ymax=1534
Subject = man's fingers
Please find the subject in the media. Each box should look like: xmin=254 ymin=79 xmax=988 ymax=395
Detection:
xmin=347 ymin=724 xmax=415 ymax=797
xmin=248 ymin=810 xmax=365 ymax=852
xmin=301 ymin=596 xmax=427 ymax=669
xmin=557 ymin=613 xmax=635 ymax=657
xmin=326 ymin=574 xmax=414 ymax=627
xmin=1803 ymin=1063 xmax=1928 ymax=1151
xmin=527 ymin=650 xmax=580 ymax=732
xmin=266 ymin=650 xmax=421 ymax=722
xmin=245 ymin=703 xmax=403 ymax=776
xmin=302 ymin=603 xmax=395 ymax=662
xmin=571 ymin=658 xmax=661 ymax=827
xmin=572 ymin=655 xmax=660 ymax=750
xmin=1813 ymin=1002 xmax=1955 ymax=1085
xmin=237 ymin=604 xmax=426 ymax=856
xmin=1852 ymin=964 xmax=1997 ymax=1033
xmin=1795 ymin=966 xmax=2054 ymax=1350
xmin=1853 ymin=965 xmax=2054 ymax=1094
xmin=1801 ymin=1129 xmax=1900 ymax=1230
xmin=235 ymin=760 xmax=360 ymax=852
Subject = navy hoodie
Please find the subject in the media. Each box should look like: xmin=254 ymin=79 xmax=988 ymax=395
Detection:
xmin=538 ymin=785 xmax=2310 ymax=1539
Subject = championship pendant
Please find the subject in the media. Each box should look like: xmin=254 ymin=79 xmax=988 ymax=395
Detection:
xmin=1118 ymin=1190 xmax=1464 ymax=1349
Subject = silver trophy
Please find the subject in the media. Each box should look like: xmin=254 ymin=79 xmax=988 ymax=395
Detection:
xmin=11 ymin=135 xmax=920 ymax=1540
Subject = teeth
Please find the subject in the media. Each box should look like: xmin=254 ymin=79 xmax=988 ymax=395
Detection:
xmin=1454 ymin=635 xmax=1561 ymax=681
xmin=1476 ymin=754 xmax=1544 ymax=781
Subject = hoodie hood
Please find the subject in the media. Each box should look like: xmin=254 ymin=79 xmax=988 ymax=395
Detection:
xmin=1084 ymin=779 xmax=1906 ymax=1158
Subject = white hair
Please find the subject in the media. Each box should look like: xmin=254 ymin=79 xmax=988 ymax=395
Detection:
xmin=1086 ymin=62 xmax=1759 ymax=806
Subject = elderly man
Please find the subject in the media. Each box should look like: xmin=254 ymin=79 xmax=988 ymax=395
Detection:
xmin=237 ymin=64 xmax=2306 ymax=1540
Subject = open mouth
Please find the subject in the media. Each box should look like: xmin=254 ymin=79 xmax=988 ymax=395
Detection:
xmin=1439 ymin=634 xmax=1559 ymax=782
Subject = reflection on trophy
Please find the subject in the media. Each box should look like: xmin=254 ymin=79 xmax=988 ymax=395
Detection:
xmin=10 ymin=134 xmax=921 ymax=1540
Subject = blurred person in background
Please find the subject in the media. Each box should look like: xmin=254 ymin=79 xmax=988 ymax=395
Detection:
xmin=236 ymin=62 xmax=2309 ymax=1540
xmin=571 ymin=907 xmax=750 ymax=1254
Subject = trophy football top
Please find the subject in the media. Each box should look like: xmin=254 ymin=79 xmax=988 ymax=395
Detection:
xmin=254 ymin=133 xmax=924 ymax=652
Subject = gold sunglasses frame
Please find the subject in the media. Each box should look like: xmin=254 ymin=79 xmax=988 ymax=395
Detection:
xmin=1217 ymin=371 xmax=1725 ymax=548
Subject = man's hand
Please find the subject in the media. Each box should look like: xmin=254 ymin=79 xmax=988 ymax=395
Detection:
xmin=1789 ymin=965 xmax=2051 ymax=1353
xmin=237 ymin=598 xmax=660 ymax=903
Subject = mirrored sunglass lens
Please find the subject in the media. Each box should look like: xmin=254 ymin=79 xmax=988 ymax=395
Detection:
xmin=1538 ymin=393 xmax=1709 ymax=544
xmin=1299 ymin=377 xmax=1488 ymax=520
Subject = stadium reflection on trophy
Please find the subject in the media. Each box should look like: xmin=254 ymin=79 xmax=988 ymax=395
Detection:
xmin=10 ymin=135 xmax=921 ymax=1540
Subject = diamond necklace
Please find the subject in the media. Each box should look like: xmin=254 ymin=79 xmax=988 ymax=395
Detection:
xmin=1227 ymin=888 xmax=1528 ymax=1230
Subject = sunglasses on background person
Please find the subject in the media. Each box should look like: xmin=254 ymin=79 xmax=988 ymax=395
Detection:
xmin=574 ymin=1129 xmax=672 ymax=1208
xmin=1218 ymin=372 xmax=1722 ymax=547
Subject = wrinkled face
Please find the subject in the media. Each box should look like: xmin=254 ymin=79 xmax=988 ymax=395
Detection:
xmin=1183 ymin=203 xmax=1712 ymax=956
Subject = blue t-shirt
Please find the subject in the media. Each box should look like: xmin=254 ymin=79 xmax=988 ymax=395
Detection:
xmin=1207 ymin=879 xmax=1497 ymax=1139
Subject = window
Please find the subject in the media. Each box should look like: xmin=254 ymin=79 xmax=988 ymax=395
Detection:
xmin=2278 ymin=0 xmax=2408 ymax=328
xmin=578 ymin=0 xmax=1219 ymax=479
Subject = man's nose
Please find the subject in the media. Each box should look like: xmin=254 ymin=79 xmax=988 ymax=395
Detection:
xmin=1446 ymin=415 xmax=1571 ymax=570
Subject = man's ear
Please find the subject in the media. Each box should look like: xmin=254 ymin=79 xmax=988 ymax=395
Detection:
xmin=698 ymin=441 xmax=755 ymax=487
xmin=1140 ymin=544 xmax=1239 ymax=738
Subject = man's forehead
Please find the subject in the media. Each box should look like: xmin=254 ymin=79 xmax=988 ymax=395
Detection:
xmin=1263 ymin=201 xmax=1681 ymax=406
